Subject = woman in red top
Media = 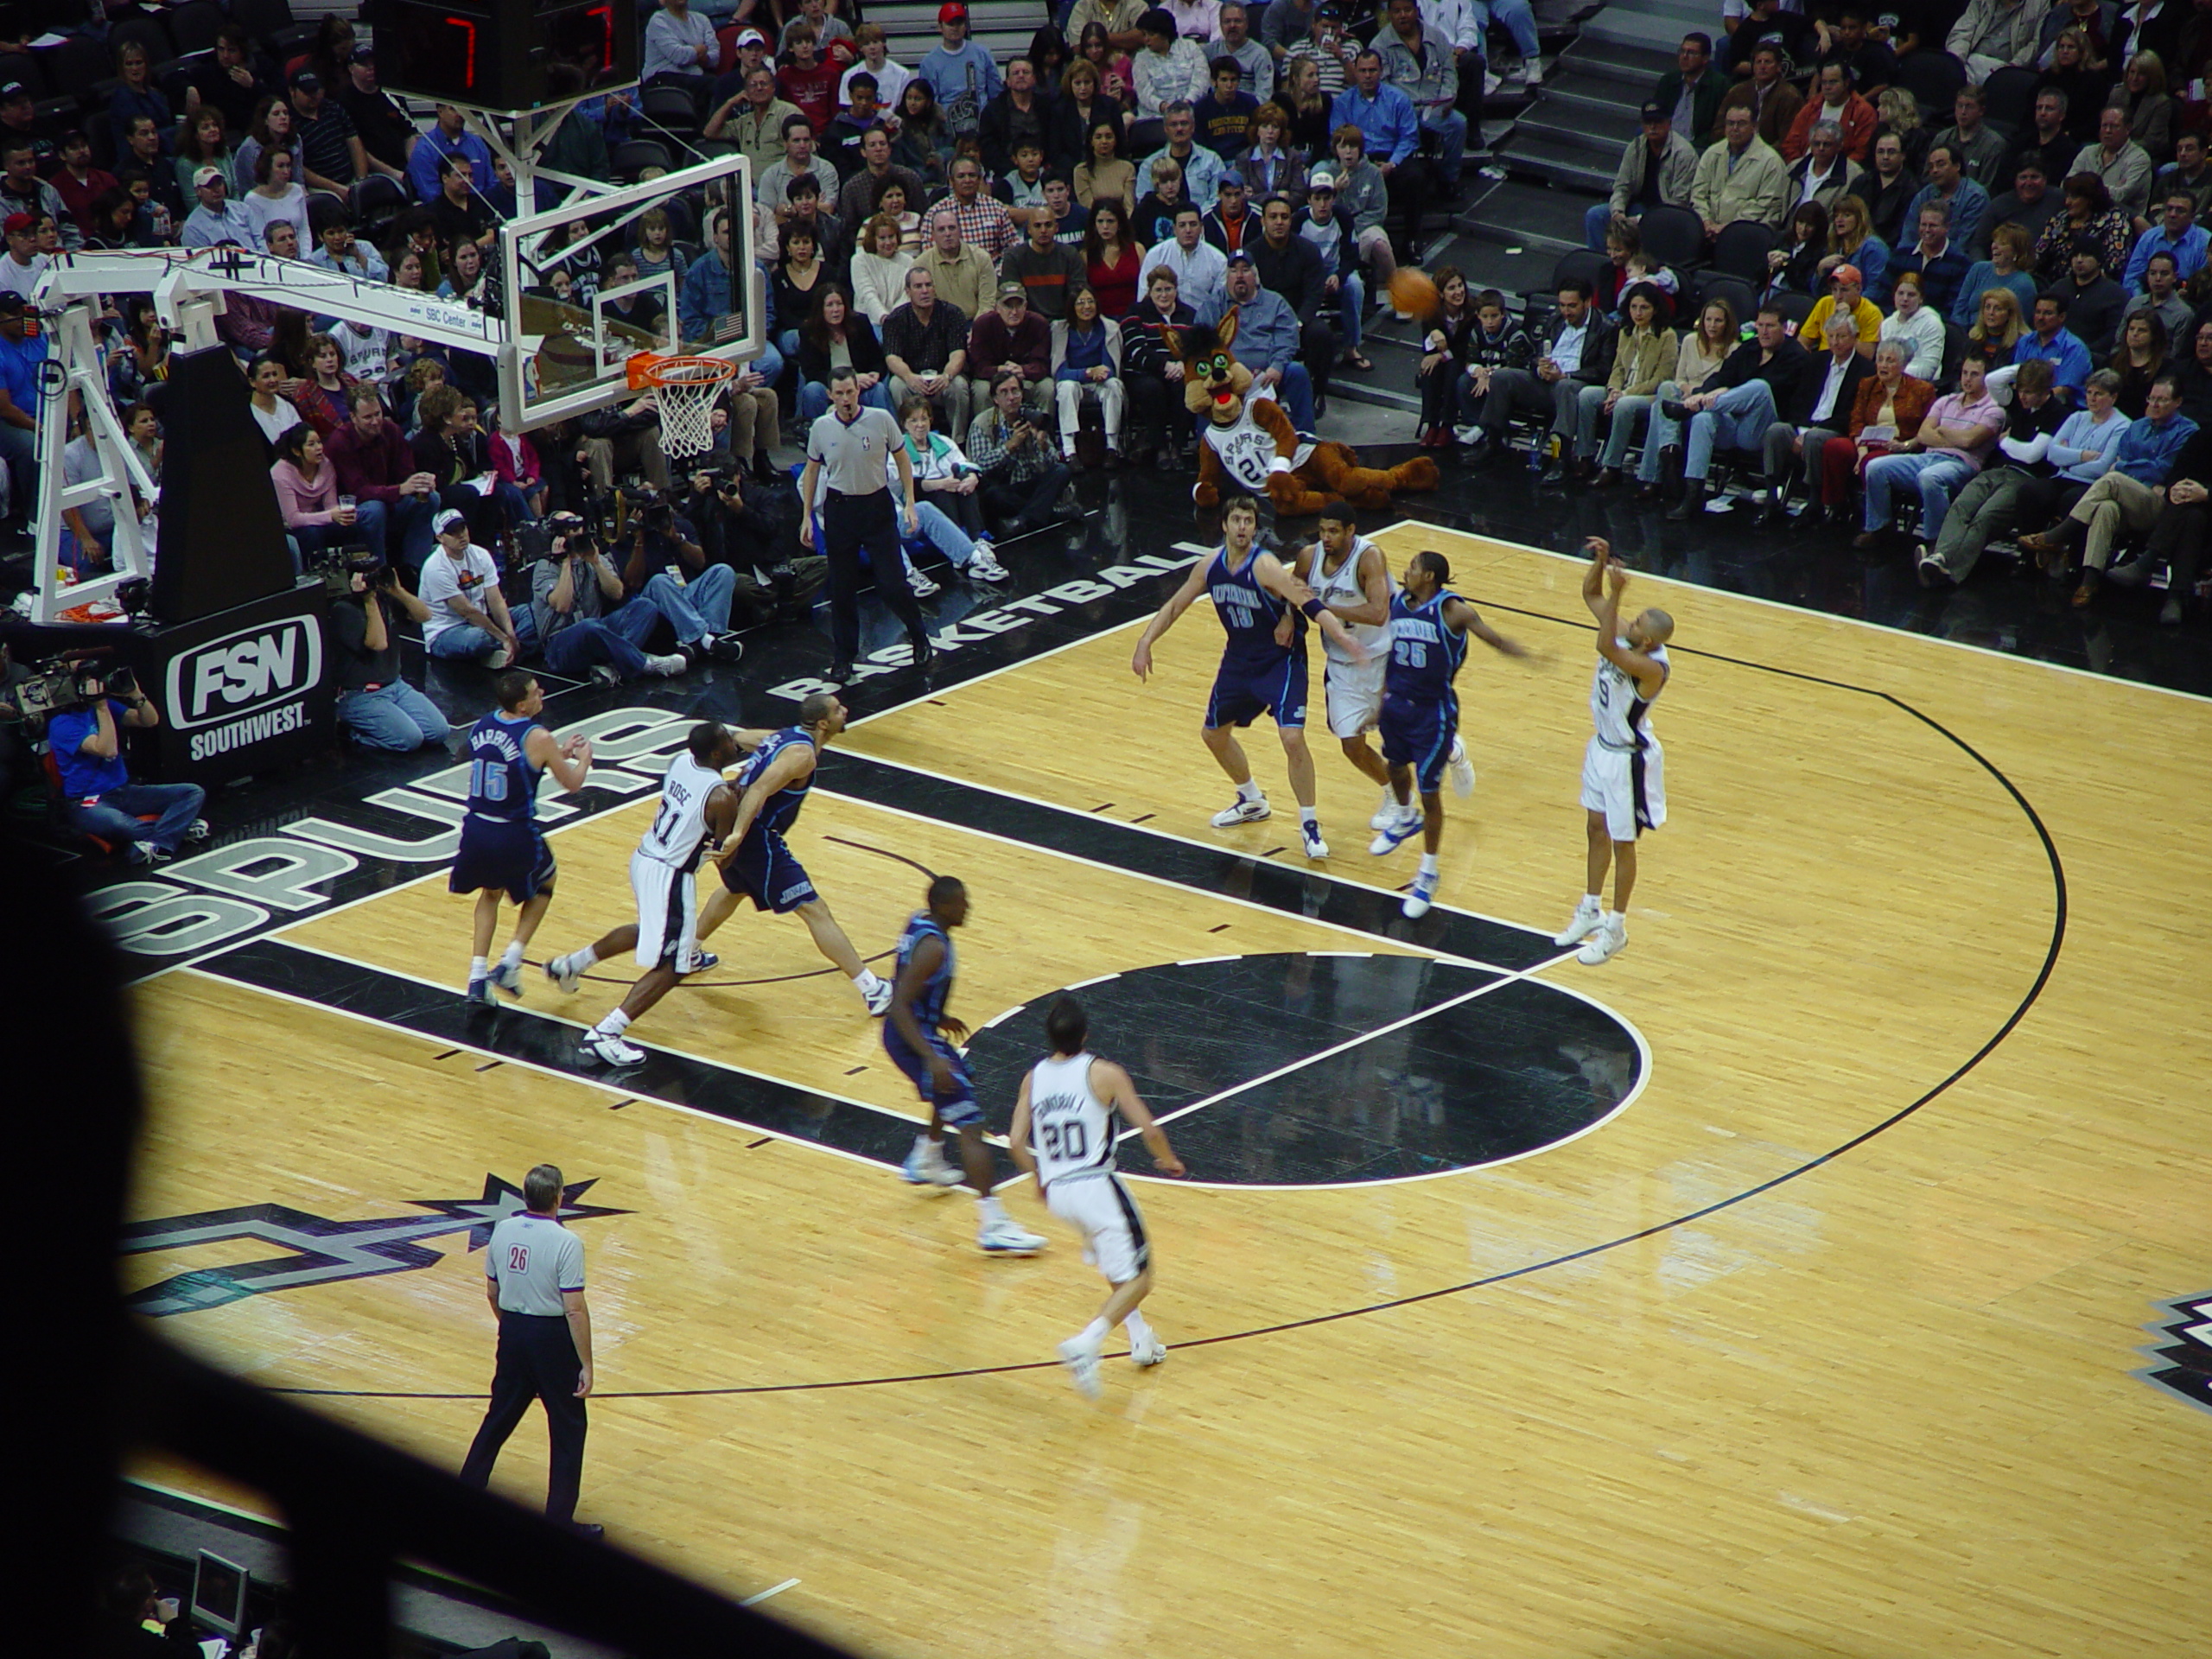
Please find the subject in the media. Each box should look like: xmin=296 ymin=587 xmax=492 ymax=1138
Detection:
xmin=1084 ymin=201 xmax=1144 ymax=319
xmin=289 ymin=334 xmax=358 ymax=438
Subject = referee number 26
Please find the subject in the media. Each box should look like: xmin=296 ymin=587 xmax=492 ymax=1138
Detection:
xmin=507 ymin=1244 xmax=531 ymax=1272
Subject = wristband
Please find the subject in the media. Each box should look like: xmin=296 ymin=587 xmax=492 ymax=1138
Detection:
xmin=1300 ymin=596 xmax=1326 ymax=620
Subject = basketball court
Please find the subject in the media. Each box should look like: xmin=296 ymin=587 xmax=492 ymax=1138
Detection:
xmin=118 ymin=523 xmax=2209 ymax=1656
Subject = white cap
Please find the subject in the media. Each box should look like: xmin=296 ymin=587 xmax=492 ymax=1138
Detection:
xmin=433 ymin=508 xmax=467 ymax=536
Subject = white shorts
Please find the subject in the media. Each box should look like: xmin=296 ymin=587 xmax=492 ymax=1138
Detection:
xmin=1045 ymin=1172 xmax=1151 ymax=1284
xmin=1323 ymin=655 xmax=1387 ymax=740
xmin=1580 ymin=734 xmax=1666 ymax=842
xmin=629 ymin=849 xmax=700 ymax=970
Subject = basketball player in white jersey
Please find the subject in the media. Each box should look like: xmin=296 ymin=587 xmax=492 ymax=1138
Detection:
xmin=544 ymin=721 xmax=744 ymax=1065
xmin=1288 ymin=500 xmax=1473 ymax=832
xmin=1554 ymin=538 xmax=1674 ymax=965
xmin=1007 ymin=995 xmax=1186 ymax=1400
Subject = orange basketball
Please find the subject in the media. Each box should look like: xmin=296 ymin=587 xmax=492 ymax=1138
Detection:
xmin=1388 ymin=270 xmax=1440 ymax=321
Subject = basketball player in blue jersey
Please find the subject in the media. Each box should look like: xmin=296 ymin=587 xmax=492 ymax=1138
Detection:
xmin=450 ymin=672 xmax=595 ymax=1005
xmin=1129 ymin=493 xmax=1371 ymax=860
xmin=1554 ymin=537 xmax=1673 ymax=965
xmin=1368 ymin=551 xmax=1531 ymax=919
xmin=688 ymin=691 xmax=895 ymax=1014
xmin=887 ymin=877 xmax=1049 ymax=1255
xmin=1288 ymin=501 xmax=1476 ymax=832
xmin=546 ymin=723 xmax=744 ymax=1066
xmin=1007 ymin=995 xmax=1185 ymax=1400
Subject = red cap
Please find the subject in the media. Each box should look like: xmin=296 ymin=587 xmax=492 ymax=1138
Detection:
xmin=938 ymin=3 xmax=968 ymax=22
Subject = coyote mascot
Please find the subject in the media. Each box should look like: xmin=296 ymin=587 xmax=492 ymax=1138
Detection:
xmin=1165 ymin=311 xmax=1440 ymax=514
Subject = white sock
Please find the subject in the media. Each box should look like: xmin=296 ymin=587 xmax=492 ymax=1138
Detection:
xmin=469 ymin=955 xmax=488 ymax=980
xmin=594 ymin=1009 xmax=632 ymax=1037
xmin=1603 ymin=909 xmax=1624 ymax=927
xmin=1123 ymin=1311 xmax=1154 ymax=1342
xmin=1079 ymin=1317 xmax=1111 ymax=1349
xmin=499 ymin=940 xmax=524 ymax=970
xmin=976 ymin=1194 xmax=1007 ymax=1224
xmin=1419 ymin=853 xmax=1440 ymax=878
xmin=573 ymin=944 xmax=600 ymax=971
xmin=1581 ymin=893 xmax=1601 ymax=911
xmin=1236 ymin=779 xmax=1263 ymax=804
xmin=1299 ymin=805 xmax=1318 ymax=827
xmin=913 ymin=1133 xmax=937 ymax=1157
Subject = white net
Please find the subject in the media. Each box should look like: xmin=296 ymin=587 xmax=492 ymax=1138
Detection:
xmin=641 ymin=357 xmax=736 ymax=461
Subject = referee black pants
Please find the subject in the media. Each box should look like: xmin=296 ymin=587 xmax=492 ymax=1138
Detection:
xmin=823 ymin=490 xmax=926 ymax=664
xmin=460 ymin=1312 xmax=587 ymax=1524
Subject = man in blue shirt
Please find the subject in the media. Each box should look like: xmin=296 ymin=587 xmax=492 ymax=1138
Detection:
xmin=2007 ymin=292 xmax=2092 ymax=402
xmin=46 ymin=673 xmax=207 ymax=863
xmin=2019 ymin=373 xmax=2199 ymax=605
xmin=918 ymin=3 xmax=1002 ymax=144
xmin=0 ymin=291 xmax=42 ymax=512
xmin=1202 ymin=251 xmax=1314 ymax=428
xmin=1903 ymin=146 xmax=1990 ymax=254
xmin=405 ymin=105 xmax=496 ymax=204
xmin=2121 ymin=189 xmax=2210 ymax=291
xmin=1330 ymin=49 xmax=1428 ymax=262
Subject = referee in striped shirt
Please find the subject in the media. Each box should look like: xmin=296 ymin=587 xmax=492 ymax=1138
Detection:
xmin=459 ymin=1164 xmax=601 ymax=1538
xmin=799 ymin=365 xmax=931 ymax=684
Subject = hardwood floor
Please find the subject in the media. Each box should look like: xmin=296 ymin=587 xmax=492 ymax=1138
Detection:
xmin=126 ymin=524 xmax=2212 ymax=1656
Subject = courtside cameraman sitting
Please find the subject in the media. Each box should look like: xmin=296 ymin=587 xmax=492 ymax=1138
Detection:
xmin=330 ymin=556 xmax=454 ymax=751
xmin=528 ymin=511 xmax=691 ymax=684
xmin=46 ymin=668 xmax=208 ymax=863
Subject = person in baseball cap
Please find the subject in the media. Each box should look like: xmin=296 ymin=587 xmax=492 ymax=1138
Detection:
xmin=938 ymin=3 xmax=969 ymax=23
xmin=191 ymin=166 xmax=224 ymax=191
xmin=996 ymin=278 xmax=1028 ymax=303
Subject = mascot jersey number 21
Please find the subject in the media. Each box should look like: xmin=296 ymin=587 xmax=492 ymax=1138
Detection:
xmin=1164 ymin=310 xmax=1440 ymax=515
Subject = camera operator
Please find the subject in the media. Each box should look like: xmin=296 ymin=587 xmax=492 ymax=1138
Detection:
xmin=331 ymin=559 xmax=454 ymax=751
xmin=46 ymin=668 xmax=208 ymax=864
xmin=681 ymin=467 xmax=828 ymax=628
xmin=615 ymin=490 xmax=745 ymax=664
xmin=0 ymin=638 xmax=36 ymax=803
xmin=528 ymin=512 xmax=690 ymax=684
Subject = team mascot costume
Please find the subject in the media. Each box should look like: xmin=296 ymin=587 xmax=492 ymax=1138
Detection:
xmin=1166 ymin=311 xmax=1440 ymax=514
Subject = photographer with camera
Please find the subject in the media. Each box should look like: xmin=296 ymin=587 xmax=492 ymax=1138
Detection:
xmin=528 ymin=512 xmax=690 ymax=686
xmin=966 ymin=367 xmax=1075 ymax=540
xmin=45 ymin=665 xmax=208 ymax=864
xmin=615 ymin=491 xmax=745 ymax=665
xmin=330 ymin=556 xmax=453 ymax=752
xmin=680 ymin=467 xmax=829 ymax=627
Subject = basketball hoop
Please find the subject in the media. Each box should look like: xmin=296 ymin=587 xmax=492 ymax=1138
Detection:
xmin=626 ymin=353 xmax=739 ymax=462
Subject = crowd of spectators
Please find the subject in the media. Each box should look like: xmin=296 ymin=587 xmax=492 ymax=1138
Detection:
xmin=1527 ymin=2 xmax=2212 ymax=621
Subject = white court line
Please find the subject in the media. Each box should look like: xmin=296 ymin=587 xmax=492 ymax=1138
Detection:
xmin=181 ymin=956 xmax=907 ymax=1178
xmin=741 ymin=1579 xmax=801 ymax=1606
xmin=833 ymin=745 xmax=1560 ymax=944
xmin=261 ymin=934 xmax=933 ymax=1135
xmin=811 ymin=785 xmax=1513 ymax=976
xmin=1365 ymin=516 xmax=2212 ymax=704
xmin=1142 ymin=975 xmax=1514 ymax=1133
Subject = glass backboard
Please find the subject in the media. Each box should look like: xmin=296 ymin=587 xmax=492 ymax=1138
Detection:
xmin=498 ymin=149 xmax=760 ymax=430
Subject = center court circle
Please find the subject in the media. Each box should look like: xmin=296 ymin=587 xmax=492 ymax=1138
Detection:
xmin=961 ymin=952 xmax=1643 ymax=1188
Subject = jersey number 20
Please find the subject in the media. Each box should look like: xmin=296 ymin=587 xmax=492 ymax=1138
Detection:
xmin=1038 ymin=1121 xmax=1090 ymax=1160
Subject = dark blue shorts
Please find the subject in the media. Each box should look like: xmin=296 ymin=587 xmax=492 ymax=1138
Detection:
xmin=1205 ymin=650 xmax=1307 ymax=730
xmin=448 ymin=817 xmax=556 ymax=904
xmin=1380 ymin=692 xmax=1457 ymax=795
xmin=881 ymin=1027 xmax=983 ymax=1127
xmin=717 ymin=827 xmax=818 ymax=913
